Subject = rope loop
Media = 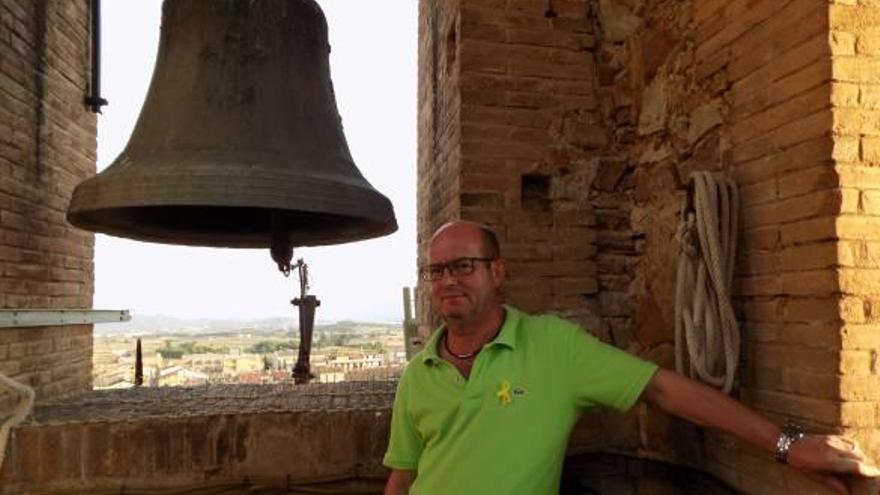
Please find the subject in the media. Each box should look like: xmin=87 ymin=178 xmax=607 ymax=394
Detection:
xmin=674 ymin=171 xmax=740 ymax=394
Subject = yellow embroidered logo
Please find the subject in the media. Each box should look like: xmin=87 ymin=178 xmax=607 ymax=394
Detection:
xmin=496 ymin=380 xmax=512 ymax=405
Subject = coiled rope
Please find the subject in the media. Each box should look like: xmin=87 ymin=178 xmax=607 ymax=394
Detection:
xmin=674 ymin=171 xmax=740 ymax=394
xmin=0 ymin=372 xmax=34 ymax=469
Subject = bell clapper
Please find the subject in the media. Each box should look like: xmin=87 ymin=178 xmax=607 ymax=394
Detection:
xmin=291 ymin=258 xmax=319 ymax=384
xmin=270 ymin=227 xmax=294 ymax=277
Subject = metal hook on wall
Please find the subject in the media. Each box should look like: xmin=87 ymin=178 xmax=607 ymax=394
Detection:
xmin=85 ymin=0 xmax=108 ymax=113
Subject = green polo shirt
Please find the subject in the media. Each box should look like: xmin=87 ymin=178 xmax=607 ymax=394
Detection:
xmin=383 ymin=306 xmax=658 ymax=494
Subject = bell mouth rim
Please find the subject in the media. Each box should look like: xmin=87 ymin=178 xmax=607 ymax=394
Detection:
xmin=66 ymin=203 xmax=398 ymax=249
xmin=67 ymin=167 xmax=399 ymax=248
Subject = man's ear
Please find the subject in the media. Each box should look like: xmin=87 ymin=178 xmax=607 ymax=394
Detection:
xmin=491 ymin=258 xmax=507 ymax=287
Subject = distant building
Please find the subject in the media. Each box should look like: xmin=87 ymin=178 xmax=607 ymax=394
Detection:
xmin=157 ymin=366 xmax=209 ymax=387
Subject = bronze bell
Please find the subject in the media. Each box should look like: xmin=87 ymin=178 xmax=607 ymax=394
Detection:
xmin=67 ymin=0 xmax=397 ymax=269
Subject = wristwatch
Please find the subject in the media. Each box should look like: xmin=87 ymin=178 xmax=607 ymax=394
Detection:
xmin=775 ymin=422 xmax=806 ymax=464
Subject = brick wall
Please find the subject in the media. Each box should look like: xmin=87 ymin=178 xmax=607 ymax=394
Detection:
xmin=416 ymin=0 xmax=464 ymax=333
xmin=682 ymin=1 xmax=839 ymax=493
xmin=418 ymin=0 xmax=864 ymax=493
xmin=0 ymin=0 xmax=96 ymax=399
xmin=418 ymin=0 xmax=610 ymax=332
xmin=829 ymin=0 xmax=880 ymax=463
xmin=456 ymin=0 xmax=606 ymax=332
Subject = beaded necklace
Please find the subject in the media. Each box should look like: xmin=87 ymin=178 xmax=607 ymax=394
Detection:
xmin=443 ymin=324 xmax=503 ymax=360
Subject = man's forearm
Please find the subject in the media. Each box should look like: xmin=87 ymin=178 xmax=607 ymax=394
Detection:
xmin=641 ymin=368 xmax=781 ymax=454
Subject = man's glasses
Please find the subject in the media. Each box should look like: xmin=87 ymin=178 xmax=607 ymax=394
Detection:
xmin=420 ymin=257 xmax=495 ymax=281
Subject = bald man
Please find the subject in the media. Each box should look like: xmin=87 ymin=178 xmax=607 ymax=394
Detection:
xmin=383 ymin=220 xmax=878 ymax=495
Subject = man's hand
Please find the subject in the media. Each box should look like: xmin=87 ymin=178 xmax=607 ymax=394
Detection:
xmin=787 ymin=435 xmax=880 ymax=494
xmin=642 ymin=369 xmax=880 ymax=494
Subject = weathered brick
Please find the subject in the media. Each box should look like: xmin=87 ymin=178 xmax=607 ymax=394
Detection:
xmin=860 ymin=84 xmax=880 ymax=111
xmin=838 ymin=216 xmax=880 ymax=241
xmin=832 ymin=31 xmax=858 ymax=56
xmin=780 ymin=269 xmax=840 ymax=296
xmin=740 ymin=189 xmax=843 ymax=230
xmin=840 ymin=400 xmax=876 ymax=426
xmin=830 ymin=4 xmax=880 ymax=31
xmin=840 ymin=375 xmax=880 ymax=400
xmin=751 ymin=343 xmax=839 ymax=374
xmin=831 ymin=136 xmax=859 ymax=165
xmin=832 ymin=81 xmax=860 ymax=108
xmin=742 ymin=387 xmax=840 ymax=424
xmin=739 ymin=250 xmax=779 ymax=276
xmin=697 ymin=0 xmax=775 ymax=63
xmin=842 ymin=323 xmax=880 ymax=349
xmin=834 ymin=57 xmax=880 ymax=84
xmin=735 ymin=274 xmax=782 ymax=297
xmin=784 ymin=296 xmax=843 ymax=323
xmin=747 ymin=321 xmax=840 ymax=349
xmin=856 ymin=30 xmax=880 ymax=55
xmin=741 ymin=225 xmax=780 ymax=251
xmin=861 ymin=136 xmax=880 ymax=163
xmin=778 ymin=165 xmax=839 ymax=199
xmin=839 ymin=268 xmax=880 ymax=296
xmin=780 ymin=216 xmax=837 ymax=246
xmin=780 ymin=242 xmax=838 ymax=272
xmin=730 ymin=6 xmax=828 ymax=84
xmin=860 ymin=190 xmax=880 ymax=215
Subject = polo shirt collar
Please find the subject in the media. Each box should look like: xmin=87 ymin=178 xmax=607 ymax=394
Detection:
xmin=421 ymin=305 xmax=520 ymax=365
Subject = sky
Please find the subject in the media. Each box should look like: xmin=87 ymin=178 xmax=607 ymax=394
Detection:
xmin=94 ymin=1 xmax=418 ymax=323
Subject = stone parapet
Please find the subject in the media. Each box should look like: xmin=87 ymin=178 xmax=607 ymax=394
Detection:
xmin=0 ymin=382 xmax=395 ymax=494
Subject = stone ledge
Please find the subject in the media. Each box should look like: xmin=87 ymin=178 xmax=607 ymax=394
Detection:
xmin=0 ymin=382 xmax=395 ymax=494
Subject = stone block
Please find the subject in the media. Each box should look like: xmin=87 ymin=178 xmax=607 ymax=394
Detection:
xmin=637 ymin=75 xmax=668 ymax=135
xmin=593 ymin=159 xmax=630 ymax=191
xmin=688 ymin=99 xmax=724 ymax=145
xmin=598 ymin=0 xmax=642 ymax=42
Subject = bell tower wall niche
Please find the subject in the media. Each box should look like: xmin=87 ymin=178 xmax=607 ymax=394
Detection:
xmin=0 ymin=0 xmax=97 ymax=400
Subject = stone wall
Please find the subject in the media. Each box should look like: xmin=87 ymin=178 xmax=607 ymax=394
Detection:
xmin=417 ymin=0 xmax=872 ymax=493
xmin=0 ymin=0 xmax=96 ymax=399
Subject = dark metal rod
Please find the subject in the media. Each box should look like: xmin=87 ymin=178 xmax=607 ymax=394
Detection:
xmin=85 ymin=0 xmax=108 ymax=113
xmin=134 ymin=338 xmax=143 ymax=387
